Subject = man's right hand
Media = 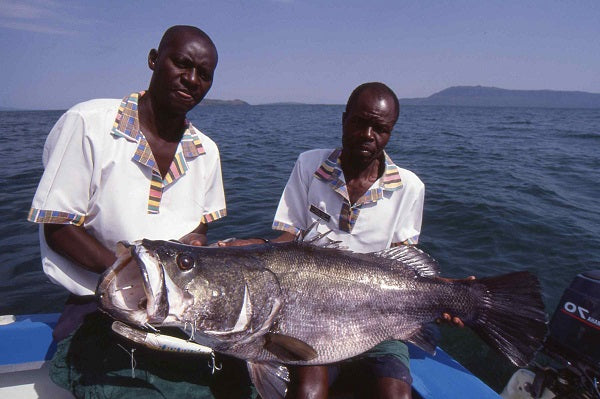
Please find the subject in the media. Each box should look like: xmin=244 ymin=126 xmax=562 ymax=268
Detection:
xmin=216 ymin=231 xmax=296 ymax=247
xmin=217 ymin=238 xmax=267 ymax=247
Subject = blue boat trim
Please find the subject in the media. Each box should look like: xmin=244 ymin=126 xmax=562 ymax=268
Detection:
xmin=0 ymin=313 xmax=60 ymax=373
xmin=0 ymin=314 xmax=500 ymax=398
xmin=408 ymin=344 xmax=500 ymax=398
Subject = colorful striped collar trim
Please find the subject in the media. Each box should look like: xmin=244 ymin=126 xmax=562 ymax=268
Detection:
xmin=313 ymin=149 xmax=403 ymax=232
xmin=110 ymin=92 xmax=206 ymax=160
xmin=313 ymin=149 xmax=403 ymax=192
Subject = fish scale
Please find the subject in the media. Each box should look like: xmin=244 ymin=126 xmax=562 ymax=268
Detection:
xmin=266 ymin=247 xmax=459 ymax=362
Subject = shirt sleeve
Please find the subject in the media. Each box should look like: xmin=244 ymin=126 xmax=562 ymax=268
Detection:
xmin=27 ymin=108 xmax=102 ymax=296
xmin=200 ymin=145 xmax=227 ymax=224
xmin=28 ymin=109 xmax=95 ymax=225
xmin=272 ymin=155 xmax=310 ymax=235
xmin=392 ymin=179 xmax=425 ymax=245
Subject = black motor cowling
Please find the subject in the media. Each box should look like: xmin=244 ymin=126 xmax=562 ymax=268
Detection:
xmin=546 ymin=270 xmax=600 ymax=372
xmin=501 ymin=271 xmax=600 ymax=398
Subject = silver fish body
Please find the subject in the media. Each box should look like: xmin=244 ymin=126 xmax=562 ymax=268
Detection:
xmin=97 ymin=239 xmax=547 ymax=397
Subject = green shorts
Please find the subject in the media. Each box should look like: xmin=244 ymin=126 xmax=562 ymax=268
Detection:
xmin=49 ymin=311 xmax=254 ymax=399
xmin=361 ymin=340 xmax=411 ymax=369
xmin=326 ymin=340 xmax=412 ymax=391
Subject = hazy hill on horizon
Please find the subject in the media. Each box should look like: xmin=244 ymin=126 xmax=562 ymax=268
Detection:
xmin=4 ymin=87 xmax=600 ymax=110
xmin=399 ymin=86 xmax=600 ymax=108
xmin=0 ymin=98 xmax=250 ymax=112
xmin=199 ymin=98 xmax=249 ymax=106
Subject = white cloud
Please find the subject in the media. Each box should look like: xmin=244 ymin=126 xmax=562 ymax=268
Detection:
xmin=0 ymin=0 xmax=74 ymax=34
xmin=0 ymin=19 xmax=72 ymax=34
xmin=0 ymin=0 xmax=59 ymax=18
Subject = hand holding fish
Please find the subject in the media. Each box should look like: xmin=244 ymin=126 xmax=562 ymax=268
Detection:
xmin=217 ymin=232 xmax=295 ymax=247
xmin=216 ymin=238 xmax=268 ymax=247
xmin=438 ymin=313 xmax=465 ymax=328
xmin=178 ymin=223 xmax=209 ymax=246
xmin=436 ymin=276 xmax=477 ymax=328
xmin=179 ymin=233 xmax=206 ymax=246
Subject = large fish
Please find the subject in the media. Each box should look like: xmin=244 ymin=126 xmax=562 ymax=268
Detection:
xmin=97 ymin=234 xmax=547 ymax=398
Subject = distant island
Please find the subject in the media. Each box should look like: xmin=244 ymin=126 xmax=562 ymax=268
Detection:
xmin=199 ymin=99 xmax=249 ymax=106
xmin=202 ymin=87 xmax=600 ymax=108
xmin=4 ymin=87 xmax=600 ymax=110
xmin=260 ymin=101 xmax=308 ymax=106
xmin=0 ymin=99 xmax=249 ymax=111
xmin=400 ymin=86 xmax=600 ymax=108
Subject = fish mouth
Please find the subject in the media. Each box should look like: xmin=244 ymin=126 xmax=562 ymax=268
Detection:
xmin=97 ymin=241 xmax=191 ymax=328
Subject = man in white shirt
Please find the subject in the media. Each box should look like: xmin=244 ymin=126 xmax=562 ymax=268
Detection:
xmin=273 ymin=82 xmax=420 ymax=399
xmin=28 ymin=26 xmax=249 ymax=398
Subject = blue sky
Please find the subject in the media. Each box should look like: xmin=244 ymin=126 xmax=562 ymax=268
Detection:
xmin=1 ymin=0 xmax=599 ymax=109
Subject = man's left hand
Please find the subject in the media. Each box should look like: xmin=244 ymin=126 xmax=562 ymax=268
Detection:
xmin=217 ymin=238 xmax=267 ymax=247
xmin=179 ymin=233 xmax=207 ymax=246
xmin=435 ymin=276 xmax=476 ymax=328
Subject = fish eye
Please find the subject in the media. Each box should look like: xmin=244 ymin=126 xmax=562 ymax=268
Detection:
xmin=176 ymin=253 xmax=195 ymax=271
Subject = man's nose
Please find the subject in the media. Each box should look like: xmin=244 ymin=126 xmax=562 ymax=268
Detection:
xmin=360 ymin=126 xmax=374 ymax=139
xmin=183 ymin=68 xmax=198 ymax=86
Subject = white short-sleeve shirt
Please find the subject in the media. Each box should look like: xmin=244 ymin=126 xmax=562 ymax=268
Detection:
xmin=28 ymin=93 xmax=227 ymax=295
xmin=273 ymin=149 xmax=424 ymax=253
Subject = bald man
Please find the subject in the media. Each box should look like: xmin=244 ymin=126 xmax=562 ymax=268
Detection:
xmin=29 ymin=26 xmax=248 ymax=398
xmin=272 ymin=82 xmax=422 ymax=398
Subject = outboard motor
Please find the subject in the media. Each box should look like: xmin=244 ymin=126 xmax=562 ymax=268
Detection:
xmin=502 ymin=270 xmax=600 ymax=399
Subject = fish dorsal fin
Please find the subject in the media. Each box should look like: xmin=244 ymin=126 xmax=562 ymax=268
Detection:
xmin=264 ymin=332 xmax=318 ymax=362
xmin=247 ymin=361 xmax=289 ymax=399
xmin=374 ymin=246 xmax=441 ymax=277
xmin=405 ymin=322 xmax=441 ymax=354
xmin=297 ymin=224 xmax=440 ymax=278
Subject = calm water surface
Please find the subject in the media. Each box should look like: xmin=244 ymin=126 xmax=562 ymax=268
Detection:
xmin=1 ymin=104 xmax=599 ymax=390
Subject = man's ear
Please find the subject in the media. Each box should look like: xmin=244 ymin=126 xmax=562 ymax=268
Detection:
xmin=148 ymin=49 xmax=158 ymax=70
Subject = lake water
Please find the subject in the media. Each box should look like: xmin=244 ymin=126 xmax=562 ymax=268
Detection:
xmin=1 ymin=104 xmax=599 ymax=391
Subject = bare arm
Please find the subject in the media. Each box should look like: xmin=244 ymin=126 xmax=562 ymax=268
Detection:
xmin=46 ymin=221 xmax=210 ymax=272
xmin=217 ymin=231 xmax=296 ymax=247
xmin=44 ymin=224 xmax=116 ymax=274
xmin=179 ymin=223 xmax=208 ymax=246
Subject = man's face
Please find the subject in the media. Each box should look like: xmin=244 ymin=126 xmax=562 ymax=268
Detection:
xmin=342 ymin=89 xmax=397 ymax=165
xmin=148 ymin=31 xmax=218 ymax=115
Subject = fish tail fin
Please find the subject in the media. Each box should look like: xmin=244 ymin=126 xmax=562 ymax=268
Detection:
xmin=466 ymin=271 xmax=547 ymax=367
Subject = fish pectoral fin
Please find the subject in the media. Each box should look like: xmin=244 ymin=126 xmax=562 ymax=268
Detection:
xmin=247 ymin=361 xmax=289 ymax=399
xmin=264 ymin=333 xmax=318 ymax=361
xmin=405 ymin=322 xmax=440 ymax=354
